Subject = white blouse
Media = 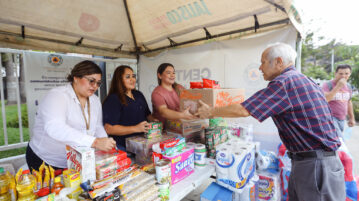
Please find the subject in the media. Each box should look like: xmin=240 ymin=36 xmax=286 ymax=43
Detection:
xmin=29 ymin=84 xmax=107 ymax=168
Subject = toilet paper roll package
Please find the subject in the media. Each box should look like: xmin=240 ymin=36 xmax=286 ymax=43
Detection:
xmin=256 ymin=150 xmax=279 ymax=173
xmin=257 ymin=170 xmax=280 ymax=201
xmin=215 ymin=140 xmax=256 ymax=193
xmin=233 ymin=175 xmax=259 ymax=201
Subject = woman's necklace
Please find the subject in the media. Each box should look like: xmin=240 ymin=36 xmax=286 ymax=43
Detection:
xmin=127 ymin=91 xmax=134 ymax=100
xmin=72 ymin=86 xmax=91 ymax=130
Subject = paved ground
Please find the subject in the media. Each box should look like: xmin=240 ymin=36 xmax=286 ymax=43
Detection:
xmin=182 ymin=125 xmax=359 ymax=201
xmin=344 ymin=125 xmax=359 ymax=176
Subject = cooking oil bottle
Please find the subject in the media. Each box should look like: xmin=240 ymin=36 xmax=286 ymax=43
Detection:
xmin=0 ymin=167 xmax=10 ymax=201
xmin=16 ymin=169 xmax=36 ymax=201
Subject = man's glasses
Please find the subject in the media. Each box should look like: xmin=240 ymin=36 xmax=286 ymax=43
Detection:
xmin=83 ymin=76 xmax=102 ymax=87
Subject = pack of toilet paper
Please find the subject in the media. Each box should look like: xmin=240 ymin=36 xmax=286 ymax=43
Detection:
xmin=215 ymin=140 xmax=256 ymax=193
xmin=257 ymin=170 xmax=280 ymax=201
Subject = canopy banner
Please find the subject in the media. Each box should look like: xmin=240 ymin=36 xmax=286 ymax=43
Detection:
xmin=0 ymin=0 xmax=300 ymax=55
xmin=139 ymin=26 xmax=297 ymax=151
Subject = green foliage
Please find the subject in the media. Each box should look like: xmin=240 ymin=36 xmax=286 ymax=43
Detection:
xmin=0 ymin=147 xmax=27 ymax=158
xmin=349 ymin=65 xmax=359 ymax=90
xmin=0 ymin=103 xmax=29 ymax=158
xmin=6 ymin=106 xmax=28 ymax=128
xmin=334 ymin=45 xmax=359 ymax=64
xmin=302 ymin=32 xmax=359 ymax=89
xmin=303 ymin=65 xmax=330 ymax=80
xmin=352 ymin=94 xmax=359 ymax=122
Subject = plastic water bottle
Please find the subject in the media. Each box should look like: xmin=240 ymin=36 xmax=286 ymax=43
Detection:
xmin=0 ymin=167 xmax=10 ymax=201
xmin=16 ymin=169 xmax=36 ymax=201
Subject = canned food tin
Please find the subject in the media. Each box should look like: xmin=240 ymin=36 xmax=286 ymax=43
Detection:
xmin=155 ymin=159 xmax=171 ymax=185
xmin=157 ymin=183 xmax=170 ymax=201
xmin=194 ymin=144 xmax=206 ymax=167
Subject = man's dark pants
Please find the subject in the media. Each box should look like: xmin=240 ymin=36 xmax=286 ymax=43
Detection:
xmin=288 ymin=150 xmax=346 ymax=201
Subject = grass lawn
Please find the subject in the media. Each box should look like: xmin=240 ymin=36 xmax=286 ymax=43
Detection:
xmin=0 ymin=103 xmax=29 ymax=159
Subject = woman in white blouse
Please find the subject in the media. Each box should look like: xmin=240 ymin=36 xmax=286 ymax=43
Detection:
xmin=26 ymin=60 xmax=116 ymax=170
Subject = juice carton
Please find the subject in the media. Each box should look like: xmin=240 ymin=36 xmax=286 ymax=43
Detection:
xmin=66 ymin=145 xmax=96 ymax=182
xmin=163 ymin=147 xmax=194 ymax=184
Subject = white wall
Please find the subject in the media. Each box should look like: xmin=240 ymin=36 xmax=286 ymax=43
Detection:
xmin=138 ymin=26 xmax=298 ymax=151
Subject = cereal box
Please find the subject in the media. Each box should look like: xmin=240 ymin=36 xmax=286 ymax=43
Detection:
xmin=66 ymin=145 xmax=96 ymax=182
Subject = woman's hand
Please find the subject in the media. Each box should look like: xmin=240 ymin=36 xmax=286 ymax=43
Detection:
xmin=92 ymin=137 xmax=116 ymax=151
xmin=135 ymin=121 xmax=150 ymax=133
xmin=180 ymin=107 xmax=196 ymax=120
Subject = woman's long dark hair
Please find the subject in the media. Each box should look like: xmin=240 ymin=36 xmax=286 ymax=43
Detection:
xmin=157 ymin=63 xmax=180 ymax=95
xmin=104 ymin=65 xmax=134 ymax=106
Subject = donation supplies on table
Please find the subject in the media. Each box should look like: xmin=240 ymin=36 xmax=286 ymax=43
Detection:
xmin=144 ymin=122 xmax=163 ymax=139
xmin=215 ymin=139 xmax=256 ymax=194
xmin=95 ymin=149 xmax=131 ymax=180
xmin=126 ymin=134 xmax=177 ymax=165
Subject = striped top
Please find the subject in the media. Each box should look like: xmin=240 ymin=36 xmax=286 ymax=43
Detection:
xmin=242 ymin=66 xmax=341 ymax=152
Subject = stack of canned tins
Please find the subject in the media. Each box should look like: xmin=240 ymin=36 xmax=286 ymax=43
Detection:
xmin=205 ymin=127 xmax=228 ymax=159
xmin=155 ymin=159 xmax=171 ymax=201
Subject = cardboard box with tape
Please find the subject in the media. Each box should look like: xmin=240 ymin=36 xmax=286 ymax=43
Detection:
xmin=180 ymin=88 xmax=245 ymax=114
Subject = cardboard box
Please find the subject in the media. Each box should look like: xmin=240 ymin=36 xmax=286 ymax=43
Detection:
xmin=63 ymin=169 xmax=81 ymax=188
xmin=200 ymin=182 xmax=233 ymax=201
xmin=166 ymin=119 xmax=208 ymax=135
xmin=167 ymin=130 xmax=205 ymax=143
xmin=180 ymin=88 xmax=245 ymax=114
xmin=66 ymin=145 xmax=96 ymax=182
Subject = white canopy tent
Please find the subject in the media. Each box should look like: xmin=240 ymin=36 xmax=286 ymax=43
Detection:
xmin=0 ymin=0 xmax=304 ymax=153
xmin=0 ymin=0 xmax=303 ymax=57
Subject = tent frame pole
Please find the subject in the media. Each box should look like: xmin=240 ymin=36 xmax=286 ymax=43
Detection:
xmin=123 ymin=0 xmax=139 ymax=56
xmin=263 ymin=0 xmax=286 ymax=13
xmin=140 ymin=18 xmax=290 ymax=55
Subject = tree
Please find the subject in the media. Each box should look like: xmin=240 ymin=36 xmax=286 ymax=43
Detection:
xmin=303 ymin=64 xmax=330 ymax=80
xmin=1 ymin=53 xmax=17 ymax=105
xmin=19 ymin=55 xmax=26 ymax=103
xmin=350 ymin=64 xmax=359 ymax=90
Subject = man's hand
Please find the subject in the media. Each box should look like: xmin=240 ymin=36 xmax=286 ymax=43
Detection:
xmin=348 ymin=118 xmax=356 ymax=127
xmin=196 ymin=100 xmax=214 ymax=119
xmin=336 ymin=78 xmax=347 ymax=88
xmin=92 ymin=137 xmax=116 ymax=151
xmin=180 ymin=107 xmax=196 ymax=120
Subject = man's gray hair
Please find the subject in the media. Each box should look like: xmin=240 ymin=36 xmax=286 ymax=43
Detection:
xmin=265 ymin=42 xmax=297 ymax=66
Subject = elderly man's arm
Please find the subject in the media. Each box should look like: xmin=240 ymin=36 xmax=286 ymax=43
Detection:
xmin=196 ymin=100 xmax=250 ymax=118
